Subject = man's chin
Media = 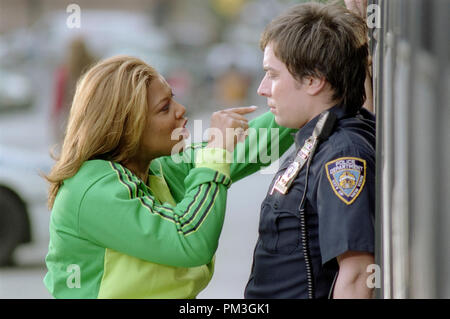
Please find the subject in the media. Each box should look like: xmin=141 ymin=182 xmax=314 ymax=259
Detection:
xmin=273 ymin=115 xmax=281 ymax=125
xmin=274 ymin=116 xmax=296 ymax=129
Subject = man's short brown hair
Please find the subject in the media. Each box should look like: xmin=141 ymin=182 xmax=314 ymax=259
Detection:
xmin=260 ymin=2 xmax=369 ymax=113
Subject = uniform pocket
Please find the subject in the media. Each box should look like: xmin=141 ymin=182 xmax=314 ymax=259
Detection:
xmin=258 ymin=202 xmax=300 ymax=255
xmin=274 ymin=211 xmax=300 ymax=254
xmin=258 ymin=203 xmax=278 ymax=253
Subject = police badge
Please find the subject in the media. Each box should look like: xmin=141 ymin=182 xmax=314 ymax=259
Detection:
xmin=270 ymin=137 xmax=314 ymax=195
xmin=325 ymin=157 xmax=366 ymax=205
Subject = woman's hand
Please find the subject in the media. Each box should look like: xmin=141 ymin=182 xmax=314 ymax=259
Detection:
xmin=207 ymin=106 xmax=257 ymax=152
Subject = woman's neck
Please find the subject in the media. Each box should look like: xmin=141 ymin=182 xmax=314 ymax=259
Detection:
xmin=122 ymin=158 xmax=152 ymax=184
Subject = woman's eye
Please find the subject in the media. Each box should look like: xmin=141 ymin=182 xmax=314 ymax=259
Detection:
xmin=162 ymin=102 xmax=170 ymax=111
xmin=161 ymin=94 xmax=175 ymax=112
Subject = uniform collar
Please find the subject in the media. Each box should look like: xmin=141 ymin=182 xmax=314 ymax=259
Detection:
xmin=294 ymin=104 xmax=353 ymax=148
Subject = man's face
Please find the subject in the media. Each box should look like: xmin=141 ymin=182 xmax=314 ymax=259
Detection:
xmin=257 ymin=43 xmax=314 ymax=129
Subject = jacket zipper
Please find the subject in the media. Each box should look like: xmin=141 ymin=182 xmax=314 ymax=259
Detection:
xmin=299 ymin=206 xmax=315 ymax=298
xmin=298 ymin=152 xmax=315 ymax=299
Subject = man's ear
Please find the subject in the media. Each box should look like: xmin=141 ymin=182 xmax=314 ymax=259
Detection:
xmin=304 ymin=76 xmax=327 ymax=96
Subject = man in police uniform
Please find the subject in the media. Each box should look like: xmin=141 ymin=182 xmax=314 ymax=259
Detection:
xmin=244 ymin=2 xmax=375 ymax=298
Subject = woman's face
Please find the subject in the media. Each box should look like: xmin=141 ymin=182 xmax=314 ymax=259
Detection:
xmin=140 ymin=76 xmax=188 ymax=160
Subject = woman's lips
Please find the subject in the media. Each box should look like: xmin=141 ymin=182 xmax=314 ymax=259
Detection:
xmin=180 ymin=127 xmax=190 ymax=139
xmin=180 ymin=120 xmax=189 ymax=139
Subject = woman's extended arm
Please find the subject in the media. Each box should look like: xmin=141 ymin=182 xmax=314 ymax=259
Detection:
xmin=77 ymin=152 xmax=231 ymax=268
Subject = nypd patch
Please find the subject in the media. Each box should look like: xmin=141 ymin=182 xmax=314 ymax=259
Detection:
xmin=325 ymin=157 xmax=366 ymax=205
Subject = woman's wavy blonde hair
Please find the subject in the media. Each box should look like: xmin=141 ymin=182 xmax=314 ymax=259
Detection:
xmin=45 ymin=55 xmax=158 ymax=209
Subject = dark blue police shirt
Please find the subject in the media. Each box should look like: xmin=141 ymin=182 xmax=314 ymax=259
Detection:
xmin=244 ymin=105 xmax=376 ymax=299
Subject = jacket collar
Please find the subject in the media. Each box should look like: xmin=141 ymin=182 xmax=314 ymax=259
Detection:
xmin=294 ymin=105 xmax=353 ymax=148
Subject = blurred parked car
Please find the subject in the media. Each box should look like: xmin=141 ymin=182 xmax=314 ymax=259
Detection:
xmin=0 ymin=70 xmax=34 ymax=112
xmin=0 ymin=144 xmax=52 ymax=266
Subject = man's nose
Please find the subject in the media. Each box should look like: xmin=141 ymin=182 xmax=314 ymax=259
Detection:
xmin=257 ymin=75 xmax=271 ymax=97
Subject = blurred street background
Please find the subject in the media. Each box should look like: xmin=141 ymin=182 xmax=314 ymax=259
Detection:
xmin=0 ymin=0 xmax=314 ymax=299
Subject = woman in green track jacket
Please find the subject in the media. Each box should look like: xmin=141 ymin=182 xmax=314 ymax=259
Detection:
xmin=43 ymin=55 xmax=295 ymax=298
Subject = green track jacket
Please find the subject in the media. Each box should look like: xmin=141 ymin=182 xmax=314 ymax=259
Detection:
xmin=43 ymin=111 xmax=295 ymax=298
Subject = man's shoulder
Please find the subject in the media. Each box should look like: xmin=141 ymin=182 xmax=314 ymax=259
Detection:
xmin=315 ymin=117 xmax=375 ymax=170
xmin=328 ymin=115 xmax=375 ymax=154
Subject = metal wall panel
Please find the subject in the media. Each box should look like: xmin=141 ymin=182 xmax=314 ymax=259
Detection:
xmin=376 ymin=0 xmax=450 ymax=298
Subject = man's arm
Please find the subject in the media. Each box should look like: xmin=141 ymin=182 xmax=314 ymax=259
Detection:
xmin=333 ymin=251 xmax=374 ymax=299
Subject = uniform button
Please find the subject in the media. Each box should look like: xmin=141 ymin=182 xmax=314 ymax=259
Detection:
xmin=273 ymin=202 xmax=278 ymax=209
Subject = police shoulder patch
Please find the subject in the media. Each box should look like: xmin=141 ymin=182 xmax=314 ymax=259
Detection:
xmin=325 ymin=157 xmax=366 ymax=205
